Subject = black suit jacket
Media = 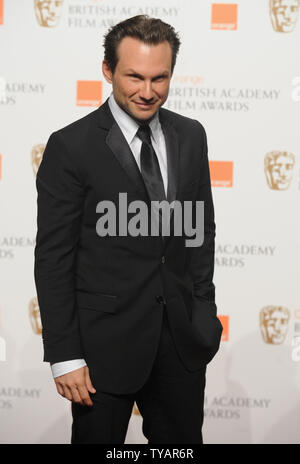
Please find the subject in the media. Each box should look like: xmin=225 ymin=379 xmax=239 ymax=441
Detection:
xmin=34 ymin=98 xmax=222 ymax=394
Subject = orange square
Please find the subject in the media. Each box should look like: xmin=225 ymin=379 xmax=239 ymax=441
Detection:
xmin=76 ymin=80 xmax=102 ymax=107
xmin=209 ymin=160 xmax=233 ymax=187
xmin=218 ymin=315 xmax=229 ymax=341
xmin=0 ymin=0 xmax=3 ymax=25
xmin=211 ymin=3 xmax=238 ymax=30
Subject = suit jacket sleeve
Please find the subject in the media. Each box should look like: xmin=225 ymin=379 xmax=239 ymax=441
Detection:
xmin=189 ymin=121 xmax=222 ymax=347
xmin=34 ymin=131 xmax=85 ymax=363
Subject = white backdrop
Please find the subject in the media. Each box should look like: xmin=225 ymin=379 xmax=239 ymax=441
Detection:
xmin=0 ymin=0 xmax=299 ymax=444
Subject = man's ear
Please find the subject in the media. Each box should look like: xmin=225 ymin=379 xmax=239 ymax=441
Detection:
xmin=102 ymin=60 xmax=113 ymax=84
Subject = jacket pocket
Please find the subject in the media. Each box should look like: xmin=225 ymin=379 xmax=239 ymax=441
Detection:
xmin=76 ymin=290 xmax=117 ymax=313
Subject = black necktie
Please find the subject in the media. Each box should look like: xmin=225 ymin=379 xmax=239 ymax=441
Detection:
xmin=136 ymin=124 xmax=167 ymax=237
xmin=136 ymin=124 xmax=166 ymax=202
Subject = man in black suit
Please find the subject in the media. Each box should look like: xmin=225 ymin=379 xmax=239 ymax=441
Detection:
xmin=34 ymin=15 xmax=222 ymax=444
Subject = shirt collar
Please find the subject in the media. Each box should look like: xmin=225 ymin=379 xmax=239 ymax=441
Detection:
xmin=108 ymin=92 xmax=161 ymax=145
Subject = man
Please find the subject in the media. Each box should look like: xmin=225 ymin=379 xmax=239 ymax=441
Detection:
xmin=34 ymin=15 xmax=222 ymax=444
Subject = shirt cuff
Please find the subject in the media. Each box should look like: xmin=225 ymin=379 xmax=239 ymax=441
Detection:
xmin=50 ymin=359 xmax=87 ymax=378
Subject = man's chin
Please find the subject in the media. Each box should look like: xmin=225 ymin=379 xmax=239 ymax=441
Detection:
xmin=128 ymin=106 xmax=158 ymax=123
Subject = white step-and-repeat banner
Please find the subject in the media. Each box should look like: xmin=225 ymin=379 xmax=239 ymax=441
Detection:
xmin=0 ymin=0 xmax=299 ymax=444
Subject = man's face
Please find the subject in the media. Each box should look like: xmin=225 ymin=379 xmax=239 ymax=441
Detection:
xmin=102 ymin=37 xmax=173 ymax=123
xmin=270 ymin=0 xmax=299 ymax=32
xmin=269 ymin=154 xmax=294 ymax=189
xmin=35 ymin=0 xmax=63 ymax=27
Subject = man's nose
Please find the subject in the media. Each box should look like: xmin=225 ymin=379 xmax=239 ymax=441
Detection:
xmin=140 ymin=81 xmax=154 ymax=100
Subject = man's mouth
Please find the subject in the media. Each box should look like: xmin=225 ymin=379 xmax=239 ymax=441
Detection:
xmin=134 ymin=101 xmax=155 ymax=108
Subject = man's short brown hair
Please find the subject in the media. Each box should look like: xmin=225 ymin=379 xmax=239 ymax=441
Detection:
xmin=103 ymin=15 xmax=181 ymax=74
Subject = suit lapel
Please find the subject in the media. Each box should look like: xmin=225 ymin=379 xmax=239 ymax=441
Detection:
xmin=159 ymin=108 xmax=180 ymax=206
xmin=98 ymin=99 xmax=150 ymax=202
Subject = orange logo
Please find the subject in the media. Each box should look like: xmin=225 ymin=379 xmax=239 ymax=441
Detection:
xmin=218 ymin=315 xmax=229 ymax=341
xmin=209 ymin=161 xmax=233 ymax=187
xmin=211 ymin=3 xmax=238 ymax=30
xmin=0 ymin=0 xmax=3 ymax=25
xmin=76 ymin=80 xmax=102 ymax=107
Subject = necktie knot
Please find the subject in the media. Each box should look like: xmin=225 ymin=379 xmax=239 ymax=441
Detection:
xmin=136 ymin=124 xmax=152 ymax=146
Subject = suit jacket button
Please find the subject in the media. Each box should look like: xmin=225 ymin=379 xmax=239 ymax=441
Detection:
xmin=156 ymin=295 xmax=165 ymax=304
xmin=161 ymin=256 xmax=165 ymax=264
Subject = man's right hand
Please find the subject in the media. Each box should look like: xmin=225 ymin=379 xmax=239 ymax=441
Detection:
xmin=54 ymin=366 xmax=96 ymax=406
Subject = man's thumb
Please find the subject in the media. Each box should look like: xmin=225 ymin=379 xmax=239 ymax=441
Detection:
xmin=85 ymin=367 xmax=96 ymax=393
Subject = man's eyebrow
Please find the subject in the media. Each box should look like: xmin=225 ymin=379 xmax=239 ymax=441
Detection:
xmin=125 ymin=69 xmax=170 ymax=78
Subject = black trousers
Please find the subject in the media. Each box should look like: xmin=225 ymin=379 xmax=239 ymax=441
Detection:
xmin=71 ymin=307 xmax=206 ymax=444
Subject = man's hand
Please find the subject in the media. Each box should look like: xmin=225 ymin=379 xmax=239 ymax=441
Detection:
xmin=54 ymin=366 xmax=96 ymax=406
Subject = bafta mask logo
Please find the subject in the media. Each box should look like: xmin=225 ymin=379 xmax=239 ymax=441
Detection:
xmin=270 ymin=0 xmax=300 ymax=32
xmin=34 ymin=0 xmax=64 ymax=28
xmin=29 ymin=297 xmax=42 ymax=335
xmin=264 ymin=151 xmax=295 ymax=190
xmin=260 ymin=306 xmax=290 ymax=344
xmin=31 ymin=144 xmax=45 ymax=177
